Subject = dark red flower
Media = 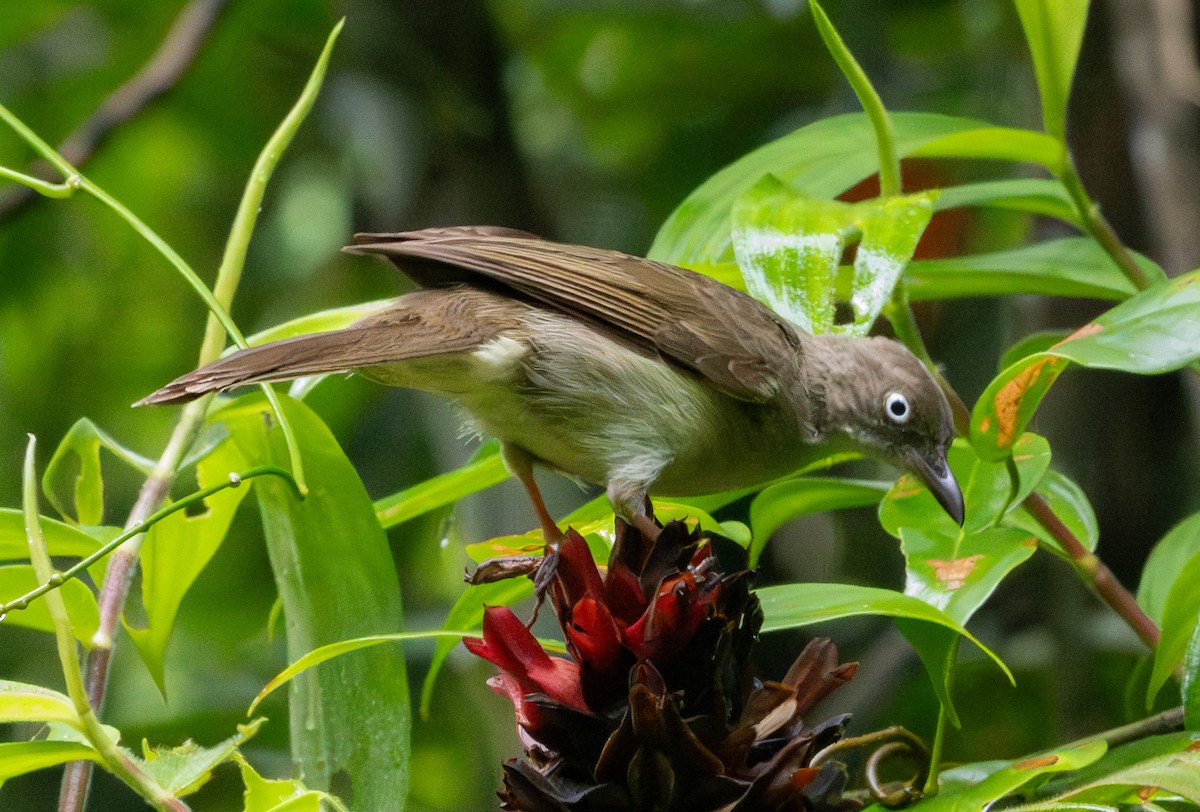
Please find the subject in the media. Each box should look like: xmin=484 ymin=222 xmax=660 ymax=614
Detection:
xmin=465 ymin=518 xmax=859 ymax=811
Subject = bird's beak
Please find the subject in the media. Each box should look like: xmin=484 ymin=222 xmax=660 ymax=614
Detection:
xmin=905 ymin=448 xmax=965 ymax=526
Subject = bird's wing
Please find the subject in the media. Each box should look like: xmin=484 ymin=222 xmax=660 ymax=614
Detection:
xmin=347 ymin=227 xmax=801 ymax=401
xmin=138 ymin=291 xmax=500 ymax=405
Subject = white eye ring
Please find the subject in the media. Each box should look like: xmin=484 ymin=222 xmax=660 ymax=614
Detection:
xmin=885 ymin=392 xmax=911 ymax=424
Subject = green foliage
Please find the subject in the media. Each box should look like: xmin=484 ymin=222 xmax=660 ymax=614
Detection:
xmin=0 ymin=2 xmax=1195 ymax=810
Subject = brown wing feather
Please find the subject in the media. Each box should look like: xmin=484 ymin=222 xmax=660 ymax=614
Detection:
xmin=138 ymin=291 xmax=500 ymax=405
xmin=346 ymin=227 xmax=801 ymax=401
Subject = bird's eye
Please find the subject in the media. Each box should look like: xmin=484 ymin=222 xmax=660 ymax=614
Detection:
xmin=885 ymin=392 xmax=911 ymax=424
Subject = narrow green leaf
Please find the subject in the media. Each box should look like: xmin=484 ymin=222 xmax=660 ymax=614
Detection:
xmin=998 ymin=331 xmax=1073 ymax=371
xmin=217 ymin=395 xmax=409 ymax=809
xmin=137 ymin=719 xmax=264 ymax=798
xmin=375 ymin=443 xmax=509 ymax=529
xmin=972 ymin=272 xmax=1200 ymax=459
xmin=0 ymin=565 xmax=99 ymax=645
xmin=244 ymin=300 xmax=395 ymax=347
xmin=1014 ymin=0 xmax=1091 ymax=139
xmin=1138 ymin=511 xmax=1200 ymax=626
xmin=906 ymin=237 xmax=1152 ymax=302
xmin=1038 ymin=732 xmax=1200 ymax=805
xmin=756 ymin=582 xmax=1012 ymax=682
xmin=650 ymin=112 xmax=994 ymax=265
xmin=240 ymin=756 xmax=324 ymax=812
xmin=0 ymin=741 xmax=100 ymax=783
xmin=0 ymin=680 xmax=80 ymax=728
xmin=0 ymin=509 xmax=114 ymax=588
xmin=747 ymin=478 xmax=889 ymax=567
xmin=932 ymin=178 xmax=1079 ymax=224
xmin=1146 ymin=550 xmax=1200 ymax=708
xmin=911 ymin=741 xmax=1106 ymax=810
xmin=909 ymin=126 xmax=1066 ymax=172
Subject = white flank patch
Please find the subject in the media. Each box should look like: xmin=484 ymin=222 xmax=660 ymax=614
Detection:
xmin=472 ymin=336 xmax=526 ymax=379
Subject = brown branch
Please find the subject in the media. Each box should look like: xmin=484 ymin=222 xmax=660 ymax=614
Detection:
xmin=0 ymin=0 xmax=230 ymax=221
xmin=1024 ymin=491 xmax=1161 ymax=650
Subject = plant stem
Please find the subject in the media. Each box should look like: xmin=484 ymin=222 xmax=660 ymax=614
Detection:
xmin=24 ymin=438 xmax=188 ymax=812
xmin=1024 ymin=492 xmax=1160 ymax=649
xmin=1063 ymin=705 xmax=1185 ymax=751
xmin=1058 ymin=158 xmax=1153 ymax=291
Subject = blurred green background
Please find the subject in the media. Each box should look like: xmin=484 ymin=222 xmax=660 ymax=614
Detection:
xmin=1 ymin=1 xmax=1197 ymax=809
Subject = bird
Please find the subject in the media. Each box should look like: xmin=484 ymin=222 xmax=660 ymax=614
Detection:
xmin=140 ymin=226 xmax=964 ymax=544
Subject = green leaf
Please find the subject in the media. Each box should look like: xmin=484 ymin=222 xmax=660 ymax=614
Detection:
xmin=731 ymin=176 xmax=935 ymax=334
xmin=972 ymin=272 xmax=1200 ymax=459
xmin=0 ymin=508 xmax=111 ymax=560
xmin=1014 ymin=0 xmax=1091 ymax=139
xmin=756 ymin=582 xmax=1011 ymax=682
xmin=1039 ymin=732 xmax=1200 ymax=805
xmin=909 ymin=126 xmax=1066 ymax=172
xmin=420 ymin=579 xmax=533 ymax=719
xmin=0 ymin=565 xmax=99 ymax=645
xmin=1146 ymin=549 xmax=1200 ymax=709
xmin=0 ymin=680 xmax=80 ymax=728
xmin=747 ymin=478 xmax=889 ymax=567
xmin=650 ymin=112 xmax=998 ymax=265
xmin=895 ymin=620 xmax=963 ymax=728
xmin=239 ymin=756 xmax=324 ymax=812
xmin=998 ymin=331 xmax=1073 ymax=371
xmin=216 ymin=394 xmax=410 ymax=809
xmin=1184 ymin=620 xmax=1200 ymax=731
xmin=1138 ymin=511 xmax=1200 ymax=626
xmin=933 ymin=178 xmax=1078 ymax=224
xmin=126 ymin=434 xmax=253 ymax=693
xmin=1006 ymin=469 xmax=1099 ymax=556
xmin=375 ymin=442 xmax=509 ymax=530
xmin=42 ymin=418 xmax=155 ymax=526
xmin=0 ymin=741 xmax=100 ymax=783
xmin=243 ymin=300 xmax=396 ymax=347
xmin=906 ymin=237 xmax=1151 ymax=302
xmin=901 ymin=527 xmax=1037 ymax=625
xmin=137 ymin=719 xmax=263 ymax=798
xmin=880 ymin=435 xmax=1050 ymax=539
xmin=911 ymin=741 xmax=1106 ymax=810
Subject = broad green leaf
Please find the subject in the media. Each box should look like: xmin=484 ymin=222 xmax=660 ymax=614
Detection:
xmin=906 ymin=237 xmax=1152 ymax=302
xmin=240 ymin=756 xmax=323 ymax=812
xmin=1014 ymin=0 xmax=1090 ymax=139
xmin=0 ymin=680 xmax=80 ymax=728
xmin=650 ymin=112 xmax=998 ymax=265
xmin=0 ymin=565 xmax=99 ymax=645
xmin=1038 ymin=732 xmax=1200 ymax=805
xmin=0 ymin=741 xmax=100 ymax=783
xmin=933 ymin=178 xmax=1078 ymax=224
xmin=902 ymin=527 xmax=1037 ymax=624
xmin=217 ymin=395 xmax=409 ymax=810
xmin=909 ymin=126 xmax=1066 ymax=172
xmin=137 ymin=719 xmax=263 ymax=798
xmin=1138 ymin=511 xmax=1200 ymax=626
xmin=972 ymin=272 xmax=1200 ymax=459
xmin=731 ymin=176 xmax=935 ymax=334
xmin=998 ymin=330 xmax=1073 ymax=371
xmin=895 ymin=620 xmax=963 ymax=728
xmin=907 ymin=741 xmax=1106 ymax=810
xmin=880 ymin=435 xmax=1050 ymax=539
xmin=42 ymin=418 xmax=155 ymax=526
xmin=375 ymin=441 xmax=508 ymax=529
xmin=420 ymin=579 xmax=533 ymax=719
xmin=1146 ymin=549 xmax=1200 ymax=708
xmin=1007 ymin=469 xmax=1099 ymax=556
xmin=1185 ymin=619 xmax=1200 ymax=731
xmin=747 ymin=477 xmax=889 ymax=567
xmin=756 ymin=582 xmax=1011 ymax=681
xmin=126 ymin=434 xmax=253 ymax=693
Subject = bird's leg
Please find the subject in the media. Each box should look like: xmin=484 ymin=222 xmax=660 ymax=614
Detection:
xmin=501 ymin=445 xmax=562 ymax=614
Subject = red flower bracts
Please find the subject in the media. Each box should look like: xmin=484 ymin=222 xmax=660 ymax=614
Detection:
xmin=465 ymin=519 xmax=859 ymax=811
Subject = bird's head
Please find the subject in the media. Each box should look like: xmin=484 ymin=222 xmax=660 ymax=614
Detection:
xmin=808 ymin=335 xmax=964 ymax=525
